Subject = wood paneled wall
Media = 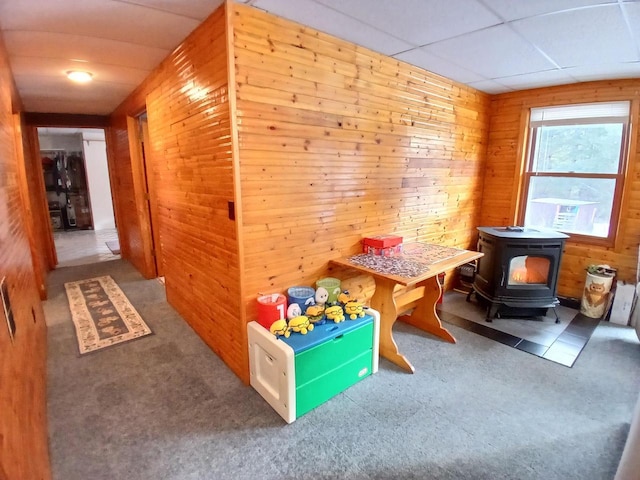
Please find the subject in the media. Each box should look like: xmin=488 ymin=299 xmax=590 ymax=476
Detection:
xmin=16 ymin=119 xmax=55 ymax=299
xmin=232 ymin=5 xmax=491 ymax=321
xmin=109 ymin=4 xmax=246 ymax=378
xmin=482 ymin=80 xmax=640 ymax=298
xmin=0 ymin=33 xmax=51 ymax=480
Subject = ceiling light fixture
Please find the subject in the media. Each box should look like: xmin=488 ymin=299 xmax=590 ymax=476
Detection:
xmin=66 ymin=70 xmax=93 ymax=83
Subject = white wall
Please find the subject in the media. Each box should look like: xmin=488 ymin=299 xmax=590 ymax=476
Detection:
xmin=82 ymin=131 xmax=116 ymax=230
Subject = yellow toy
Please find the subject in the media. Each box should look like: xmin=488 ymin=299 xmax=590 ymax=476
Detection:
xmin=269 ymin=319 xmax=291 ymax=338
xmin=324 ymin=305 xmax=345 ymax=323
xmin=288 ymin=315 xmax=314 ymax=334
xmin=305 ymin=304 xmax=326 ymax=325
xmin=344 ymin=301 xmax=365 ymax=320
xmin=337 ymin=290 xmax=354 ymax=305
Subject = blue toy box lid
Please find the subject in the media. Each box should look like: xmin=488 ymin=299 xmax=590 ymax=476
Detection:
xmin=279 ymin=314 xmax=373 ymax=354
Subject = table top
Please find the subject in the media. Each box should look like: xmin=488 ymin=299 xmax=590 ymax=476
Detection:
xmin=330 ymin=242 xmax=483 ymax=287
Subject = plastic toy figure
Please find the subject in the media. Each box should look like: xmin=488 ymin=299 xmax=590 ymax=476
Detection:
xmin=315 ymin=287 xmax=329 ymax=306
xmin=325 ymin=305 xmax=345 ymax=323
xmin=288 ymin=315 xmax=314 ymax=334
xmin=337 ymin=290 xmax=354 ymax=306
xmin=270 ymin=319 xmax=291 ymax=338
xmin=305 ymin=304 xmax=326 ymax=325
xmin=344 ymin=301 xmax=365 ymax=320
xmin=287 ymin=303 xmax=302 ymax=320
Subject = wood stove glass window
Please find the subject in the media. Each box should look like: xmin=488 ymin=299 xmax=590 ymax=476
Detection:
xmin=521 ymin=101 xmax=630 ymax=244
xmin=508 ymin=256 xmax=550 ymax=286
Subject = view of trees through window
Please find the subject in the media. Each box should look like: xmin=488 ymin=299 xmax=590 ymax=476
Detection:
xmin=532 ymin=124 xmax=622 ymax=174
xmin=524 ymin=122 xmax=623 ymax=237
xmin=521 ymin=100 xmax=630 ymax=241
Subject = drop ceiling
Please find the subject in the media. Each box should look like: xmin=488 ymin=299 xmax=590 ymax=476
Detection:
xmin=1 ymin=0 xmax=639 ymax=116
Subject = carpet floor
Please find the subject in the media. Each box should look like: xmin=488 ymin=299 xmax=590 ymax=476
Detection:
xmin=44 ymin=260 xmax=640 ymax=480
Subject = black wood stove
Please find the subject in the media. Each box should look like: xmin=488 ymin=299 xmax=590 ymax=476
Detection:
xmin=467 ymin=226 xmax=568 ymax=321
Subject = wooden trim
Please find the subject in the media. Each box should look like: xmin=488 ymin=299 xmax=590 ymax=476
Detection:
xmin=512 ymin=107 xmax=531 ymax=224
xmin=104 ymin=126 xmax=127 ymax=258
xmin=26 ymin=125 xmax=57 ymax=269
xmin=126 ymin=115 xmax=157 ymax=278
xmin=24 ymin=112 xmax=109 ymax=128
xmin=139 ymin=114 xmax=163 ymax=276
xmin=12 ymin=114 xmax=47 ymax=299
xmin=614 ymin=98 xmax=639 ymax=251
xmin=226 ymin=0 xmax=249 ymax=380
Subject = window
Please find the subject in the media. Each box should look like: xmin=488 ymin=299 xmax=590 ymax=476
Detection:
xmin=520 ymin=101 xmax=630 ymax=243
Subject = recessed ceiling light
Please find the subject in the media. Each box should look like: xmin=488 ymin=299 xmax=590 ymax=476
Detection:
xmin=66 ymin=70 xmax=93 ymax=83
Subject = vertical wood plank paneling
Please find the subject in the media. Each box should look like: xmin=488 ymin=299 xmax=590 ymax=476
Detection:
xmin=482 ymin=81 xmax=640 ymax=298
xmin=110 ymin=4 xmax=245 ymax=380
xmin=232 ymin=5 xmax=491 ymax=319
xmin=0 ymin=33 xmax=52 ymax=480
xmin=13 ymin=116 xmax=50 ymax=299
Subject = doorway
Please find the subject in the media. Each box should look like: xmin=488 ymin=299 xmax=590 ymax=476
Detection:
xmin=38 ymin=127 xmax=119 ymax=267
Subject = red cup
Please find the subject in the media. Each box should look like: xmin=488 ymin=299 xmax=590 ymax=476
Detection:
xmin=257 ymin=294 xmax=287 ymax=330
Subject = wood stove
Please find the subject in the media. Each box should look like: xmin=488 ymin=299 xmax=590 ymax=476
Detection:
xmin=468 ymin=226 xmax=568 ymax=321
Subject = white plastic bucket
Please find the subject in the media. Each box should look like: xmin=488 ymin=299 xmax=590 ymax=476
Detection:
xmin=580 ymin=272 xmax=614 ymax=319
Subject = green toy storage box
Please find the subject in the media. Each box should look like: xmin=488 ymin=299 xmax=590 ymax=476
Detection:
xmin=247 ymin=309 xmax=380 ymax=423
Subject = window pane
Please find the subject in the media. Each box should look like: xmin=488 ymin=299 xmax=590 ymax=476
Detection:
xmin=531 ymin=124 xmax=623 ymax=174
xmin=523 ymin=177 xmax=615 ymax=237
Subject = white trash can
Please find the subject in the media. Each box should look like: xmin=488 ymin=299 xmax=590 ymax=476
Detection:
xmin=580 ymin=266 xmax=616 ymax=319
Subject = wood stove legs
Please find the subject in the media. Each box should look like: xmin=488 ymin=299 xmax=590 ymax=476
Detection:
xmin=466 ymin=289 xmax=498 ymax=321
xmin=484 ymin=304 xmax=560 ymax=323
xmin=485 ymin=303 xmax=499 ymax=322
xmin=466 ymin=288 xmax=561 ymax=323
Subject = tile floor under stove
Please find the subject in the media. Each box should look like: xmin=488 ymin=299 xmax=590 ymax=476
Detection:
xmin=437 ymin=291 xmax=599 ymax=367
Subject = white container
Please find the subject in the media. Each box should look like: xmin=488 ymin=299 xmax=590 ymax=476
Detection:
xmin=580 ymin=272 xmax=614 ymax=319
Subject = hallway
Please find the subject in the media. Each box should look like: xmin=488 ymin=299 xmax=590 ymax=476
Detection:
xmin=53 ymin=228 xmax=120 ymax=268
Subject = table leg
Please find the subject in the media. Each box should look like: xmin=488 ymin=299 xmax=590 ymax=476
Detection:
xmin=399 ymin=275 xmax=456 ymax=343
xmin=369 ymin=277 xmax=415 ymax=373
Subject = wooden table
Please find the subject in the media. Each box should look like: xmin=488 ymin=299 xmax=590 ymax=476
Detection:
xmin=331 ymin=243 xmax=483 ymax=373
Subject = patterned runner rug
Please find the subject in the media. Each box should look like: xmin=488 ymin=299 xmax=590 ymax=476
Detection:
xmin=65 ymin=275 xmax=152 ymax=354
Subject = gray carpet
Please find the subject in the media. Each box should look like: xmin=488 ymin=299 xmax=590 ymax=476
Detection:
xmin=44 ymin=260 xmax=640 ymax=480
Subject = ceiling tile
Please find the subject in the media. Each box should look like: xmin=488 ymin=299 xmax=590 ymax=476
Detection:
xmin=119 ymin=0 xmax=224 ymax=20
xmin=481 ymin=0 xmax=617 ymax=21
xmin=313 ymin=0 xmax=502 ymax=45
xmin=493 ymin=69 xmax=579 ymax=90
xmin=10 ymin=56 xmax=148 ymax=87
xmin=252 ymin=0 xmax=414 ymax=55
xmin=23 ymin=97 xmax=121 ymax=115
xmin=16 ymin=75 xmax=134 ymax=115
xmin=512 ymin=4 xmax=639 ymax=67
xmin=15 ymin=75 xmax=135 ymax=100
xmin=565 ymin=61 xmax=640 ymax=81
xmin=393 ymin=48 xmax=487 ymax=83
xmin=623 ymin=2 xmax=640 ymax=50
xmin=466 ymin=79 xmax=513 ymax=94
xmin=0 ymin=0 xmax=200 ymax=50
xmin=423 ymin=24 xmax=557 ymax=79
xmin=4 ymin=31 xmax=168 ymax=71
